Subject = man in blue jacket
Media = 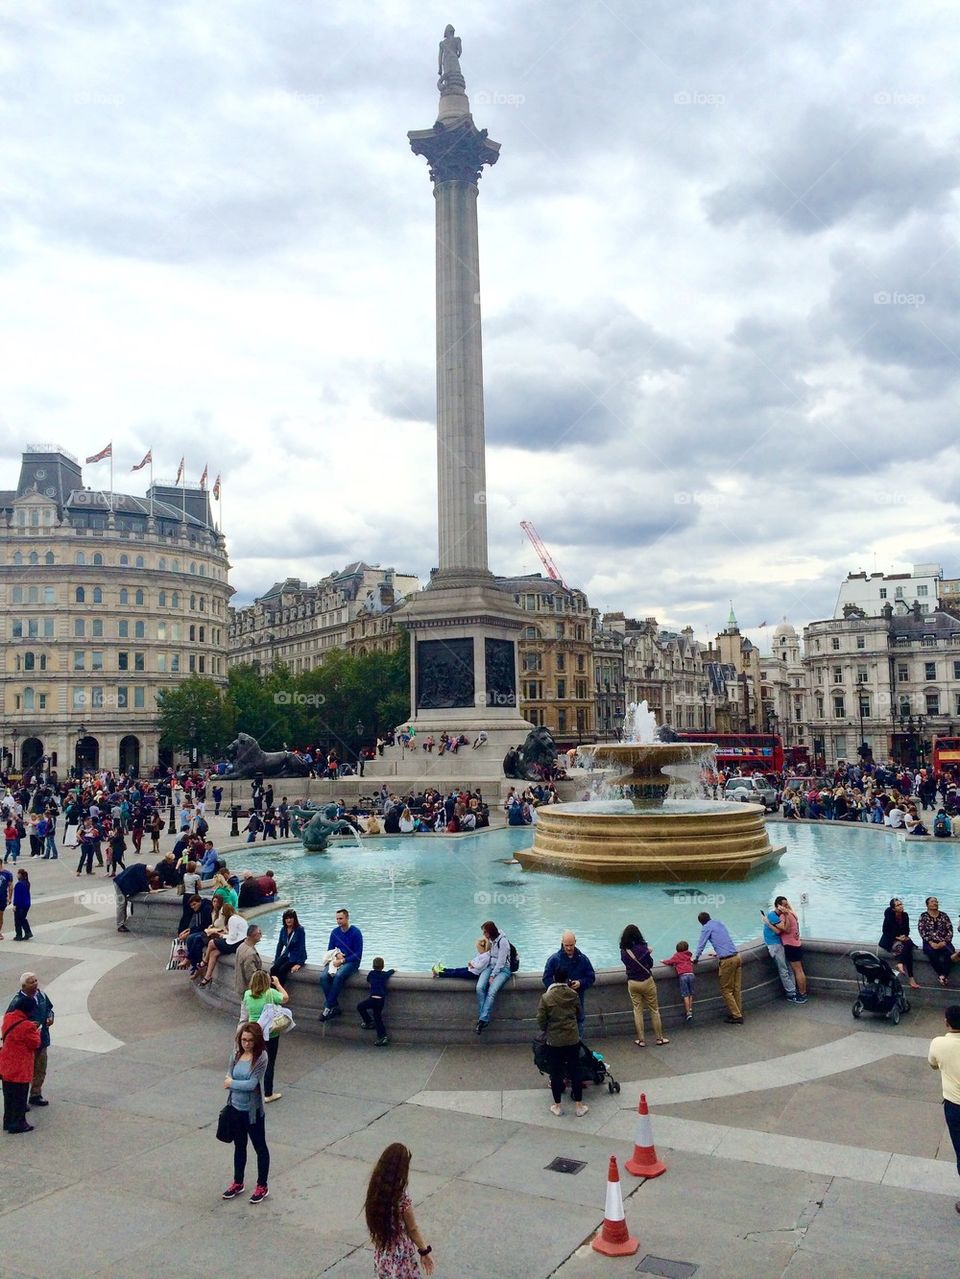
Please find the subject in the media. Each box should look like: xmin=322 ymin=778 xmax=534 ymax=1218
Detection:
xmin=7 ymin=972 xmax=54 ymax=1107
xmin=542 ymin=931 xmax=596 ymax=1033
xmin=320 ymin=908 xmax=363 ymax=1020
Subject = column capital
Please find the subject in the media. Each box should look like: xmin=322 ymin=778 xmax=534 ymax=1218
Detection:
xmin=408 ymin=119 xmax=500 ymax=187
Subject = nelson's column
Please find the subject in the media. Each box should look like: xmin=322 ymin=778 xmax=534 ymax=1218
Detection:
xmin=401 ymin=27 xmax=531 ymax=747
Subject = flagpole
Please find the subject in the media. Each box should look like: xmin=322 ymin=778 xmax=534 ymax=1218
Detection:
xmin=149 ymin=453 xmax=154 ymax=520
xmin=181 ymin=464 xmax=186 ymax=523
xmin=109 ymin=445 xmax=114 ymax=515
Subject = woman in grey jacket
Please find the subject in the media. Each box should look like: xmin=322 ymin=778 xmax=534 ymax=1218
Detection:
xmin=221 ymin=1022 xmax=270 ymax=1203
xmin=536 ymin=965 xmax=588 ymax=1118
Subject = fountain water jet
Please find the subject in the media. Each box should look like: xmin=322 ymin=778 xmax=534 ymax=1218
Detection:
xmin=516 ymin=701 xmax=784 ymax=881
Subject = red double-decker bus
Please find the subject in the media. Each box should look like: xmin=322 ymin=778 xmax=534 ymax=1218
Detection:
xmin=932 ymin=736 xmax=960 ymax=777
xmin=674 ymin=731 xmax=784 ymax=774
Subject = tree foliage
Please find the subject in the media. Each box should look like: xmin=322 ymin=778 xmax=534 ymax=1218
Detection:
xmin=157 ymin=637 xmax=410 ymax=761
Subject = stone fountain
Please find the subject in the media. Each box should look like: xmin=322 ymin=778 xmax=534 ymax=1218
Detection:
xmin=516 ymin=702 xmax=784 ymax=881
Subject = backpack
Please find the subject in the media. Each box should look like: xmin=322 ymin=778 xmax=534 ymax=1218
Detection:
xmin=934 ymin=814 xmax=950 ymax=835
xmin=508 ymin=942 xmax=520 ymax=974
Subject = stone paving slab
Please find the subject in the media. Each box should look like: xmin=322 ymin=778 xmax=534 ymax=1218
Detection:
xmin=90 ymin=1215 xmax=352 ymax=1279
xmin=0 ymin=1101 xmax=186 ymax=1177
xmin=248 ymin=1087 xmax=392 ymax=1152
xmin=0 ymin=1188 xmax=185 ymax=1279
xmin=293 ymin=1043 xmax=443 ymax=1102
xmin=268 ymin=1149 xmax=446 ymax=1245
xmin=329 ymin=1103 xmax=521 ymax=1178
xmin=462 ymin=1124 xmax=635 ymax=1208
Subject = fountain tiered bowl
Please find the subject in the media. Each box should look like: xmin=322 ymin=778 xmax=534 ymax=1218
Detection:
xmin=516 ymin=740 xmax=784 ymax=881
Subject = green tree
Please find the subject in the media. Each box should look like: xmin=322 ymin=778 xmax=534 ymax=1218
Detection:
xmin=156 ymin=676 xmax=235 ymax=759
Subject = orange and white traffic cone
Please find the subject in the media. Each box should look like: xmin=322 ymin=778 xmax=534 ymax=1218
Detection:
xmin=591 ymin=1155 xmax=639 ymax=1257
xmin=625 ymin=1092 xmax=667 ymax=1178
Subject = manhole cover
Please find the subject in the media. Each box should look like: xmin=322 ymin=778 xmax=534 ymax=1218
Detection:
xmin=636 ymin=1257 xmax=698 ymax=1278
xmin=545 ymin=1156 xmax=587 ymax=1175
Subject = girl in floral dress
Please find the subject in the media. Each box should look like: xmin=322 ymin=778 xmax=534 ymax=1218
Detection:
xmin=365 ymin=1143 xmax=434 ymax=1278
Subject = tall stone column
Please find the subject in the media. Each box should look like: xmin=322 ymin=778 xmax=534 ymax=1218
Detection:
xmin=398 ymin=29 xmax=531 ymax=748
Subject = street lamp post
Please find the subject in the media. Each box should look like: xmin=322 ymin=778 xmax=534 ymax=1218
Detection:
xmin=73 ymin=723 xmax=85 ymax=779
xmin=189 ymin=718 xmax=198 ymax=767
xmin=11 ymin=728 xmax=19 ymax=776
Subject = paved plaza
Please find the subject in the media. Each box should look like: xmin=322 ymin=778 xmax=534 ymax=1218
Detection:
xmin=0 ymin=814 xmax=957 ymax=1278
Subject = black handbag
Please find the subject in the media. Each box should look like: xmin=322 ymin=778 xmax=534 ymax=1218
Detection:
xmin=216 ymin=1104 xmax=237 ymax=1143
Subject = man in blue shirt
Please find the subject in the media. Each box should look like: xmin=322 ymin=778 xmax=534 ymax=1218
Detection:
xmin=762 ymin=898 xmax=805 ymax=1003
xmin=320 ymin=908 xmax=363 ymax=1020
xmin=693 ymin=912 xmax=743 ymax=1023
xmin=542 ymin=931 xmax=596 ymax=1034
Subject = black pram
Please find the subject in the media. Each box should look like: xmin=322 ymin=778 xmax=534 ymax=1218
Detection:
xmin=532 ymin=1038 xmax=621 ymax=1094
xmin=849 ymin=950 xmax=911 ymax=1024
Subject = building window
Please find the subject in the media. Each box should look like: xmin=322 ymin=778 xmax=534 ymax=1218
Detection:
xmin=171 ymin=592 xmax=179 ymax=608
xmin=856 ymin=636 xmax=865 ymax=649
xmin=136 ymin=555 xmax=144 ymax=569
xmin=75 ymin=552 xmax=85 ymax=565
xmin=92 ymin=553 xmax=103 ymax=567
xmin=157 ymin=654 xmax=167 ymax=673
xmin=119 ymin=589 xmax=128 ymax=605
xmin=832 ymin=667 xmax=842 ymax=684
xmin=188 ymin=625 xmax=196 ymax=642
xmin=118 ymin=652 xmax=128 ymax=671
xmin=198 ymin=656 xmax=205 ymax=673
xmin=895 ymin=586 xmax=904 ymax=599
xmin=157 ymin=622 xmax=166 ymax=640
xmin=135 ymin=589 xmax=144 ymax=606
xmin=92 ymin=619 xmax=103 ymax=638
xmin=158 ymin=590 xmax=166 ymax=607
xmin=135 ymin=621 xmax=145 ymax=639
xmin=44 ymin=586 xmax=54 ymax=603
xmin=171 ymin=654 xmax=180 ymax=672
xmin=898 ymin=663 xmax=909 ymax=681
xmin=857 ymin=666 xmax=868 ymax=683
xmin=134 ymin=687 xmax=145 ymax=709
xmin=556 ymin=654 xmax=565 ymax=672
xmin=557 ymin=679 xmax=566 ymax=699
xmin=523 ymin=652 xmax=539 ymax=672
xmin=833 ymin=696 xmax=845 ymax=718
xmin=92 ymin=587 xmax=103 ymax=604
xmin=925 ymin=662 xmax=936 ymax=681
xmin=954 ymin=661 xmax=960 ymax=680
xmin=831 ymin=637 xmax=840 ymax=651
xmin=879 ymin=588 xmax=887 ymax=599
xmin=73 ymin=652 xmax=85 ymax=671
xmin=815 ymin=695 xmax=824 ymax=717
xmin=955 ymin=693 xmax=960 ymax=716
xmin=172 ymin=623 xmax=181 ymax=640
xmin=72 ymin=688 xmax=85 ymax=709
xmin=899 ymin=696 xmax=911 ymax=717
xmin=74 ymin=619 xmax=85 ymax=637
xmin=188 ymin=654 xmax=196 ymax=673
xmin=926 ymin=693 xmax=940 ymax=715
xmin=158 ymin=557 xmax=166 ymax=570
xmin=44 ymin=551 xmax=53 ymax=565
xmin=75 ymin=587 xmax=85 ymax=603
xmin=134 ymin=652 xmax=145 ymax=672
xmin=92 ymin=687 xmax=104 ymax=708
xmin=117 ymin=686 xmax=128 ymax=708
xmin=918 ymin=584 xmax=929 ymax=596
xmin=524 ymin=626 xmax=538 ymax=639
xmin=118 ymin=621 xmax=128 ymax=638
xmin=835 ymin=736 xmax=847 ymax=758
xmin=577 ymin=655 xmax=585 ymax=672
xmin=91 ymin=651 xmax=103 ymax=672
xmin=558 ymin=709 xmax=567 ymax=733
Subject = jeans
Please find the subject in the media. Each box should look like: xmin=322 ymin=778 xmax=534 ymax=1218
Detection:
xmin=186 ymin=932 xmax=207 ymax=971
xmin=545 ymin=1042 xmax=583 ymax=1104
xmin=232 ymin=1110 xmax=270 ymax=1186
xmin=476 ymin=967 xmax=511 ymax=1023
xmin=320 ymin=960 xmax=359 ymax=1011
xmin=43 ymin=835 xmax=58 ymax=859
xmin=264 ymin=1036 xmax=280 ymax=1096
xmin=923 ymin=943 xmax=954 ymax=979
xmin=944 ymin=1100 xmax=960 ymax=1177
xmin=4 ymin=839 xmax=19 ymax=864
xmin=357 ymin=995 xmax=387 ymax=1036
xmin=767 ymin=943 xmax=797 ymax=996
xmin=77 ymin=846 xmax=94 ymax=874
xmin=14 ymin=907 xmax=32 ymax=940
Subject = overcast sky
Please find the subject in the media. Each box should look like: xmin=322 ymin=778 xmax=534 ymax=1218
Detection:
xmin=2 ymin=0 xmax=958 ymax=645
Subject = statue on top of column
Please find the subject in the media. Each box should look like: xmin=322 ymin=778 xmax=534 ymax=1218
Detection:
xmin=438 ymin=25 xmax=465 ymax=94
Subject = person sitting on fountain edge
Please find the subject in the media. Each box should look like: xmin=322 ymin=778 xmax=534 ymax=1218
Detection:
xmin=320 ymin=908 xmax=363 ymax=1020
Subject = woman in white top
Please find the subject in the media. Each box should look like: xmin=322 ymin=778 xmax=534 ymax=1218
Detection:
xmin=398 ymin=807 xmax=415 ymax=834
xmin=198 ymin=905 xmax=247 ymax=986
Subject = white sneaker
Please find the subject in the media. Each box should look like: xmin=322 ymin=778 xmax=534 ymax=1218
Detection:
xmin=575 ymin=1103 xmax=589 ymax=1118
xmin=549 ymin=1103 xmax=563 ymax=1116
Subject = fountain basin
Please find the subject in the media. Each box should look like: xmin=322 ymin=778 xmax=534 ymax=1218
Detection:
xmin=518 ymin=799 xmax=784 ymax=880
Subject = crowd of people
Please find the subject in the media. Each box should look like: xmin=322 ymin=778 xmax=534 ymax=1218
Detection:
xmin=758 ymin=760 xmax=960 ymax=832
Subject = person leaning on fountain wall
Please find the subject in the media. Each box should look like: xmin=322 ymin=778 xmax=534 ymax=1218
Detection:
xmin=693 ymin=912 xmax=743 ymax=1024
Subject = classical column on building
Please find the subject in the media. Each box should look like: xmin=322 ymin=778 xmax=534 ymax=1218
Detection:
xmin=401 ymin=28 xmax=531 ymax=745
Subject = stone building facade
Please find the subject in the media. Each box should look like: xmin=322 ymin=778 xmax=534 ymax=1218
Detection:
xmin=228 ymin=564 xmax=419 ymax=673
xmin=0 ymin=446 xmax=231 ymax=776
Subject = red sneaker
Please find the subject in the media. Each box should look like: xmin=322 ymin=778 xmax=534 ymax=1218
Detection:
xmin=249 ymin=1185 xmax=269 ymax=1204
xmin=221 ymin=1182 xmax=244 ymax=1200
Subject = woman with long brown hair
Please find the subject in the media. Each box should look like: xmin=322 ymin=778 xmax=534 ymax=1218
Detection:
xmin=221 ymin=1021 xmax=270 ymax=1204
xmin=364 ymin=1143 xmax=434 ymax=1276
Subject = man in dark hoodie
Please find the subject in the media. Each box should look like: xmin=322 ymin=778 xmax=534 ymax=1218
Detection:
xmin=7 ymin=973 xmax=53 ymax=1108
xmin=536 ymin=964 xmax=588 ymax=1118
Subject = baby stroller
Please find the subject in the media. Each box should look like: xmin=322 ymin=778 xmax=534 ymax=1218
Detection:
xmin=849 ymin=950 xmax=911 ymax=1024
xmin=532 ymin=1038 xmax=621 ymax=1094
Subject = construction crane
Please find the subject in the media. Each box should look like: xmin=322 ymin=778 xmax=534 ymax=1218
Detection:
xmin=520 ymin=520 xmax=567 ymax=590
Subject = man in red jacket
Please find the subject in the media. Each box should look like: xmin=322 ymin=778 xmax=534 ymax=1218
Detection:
xmin=1 ymin=998 xmax=41 ymax=1133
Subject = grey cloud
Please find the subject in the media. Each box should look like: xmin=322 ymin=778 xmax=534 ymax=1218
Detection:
xmin=706 ymin=108 xmax=960 ymax=234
